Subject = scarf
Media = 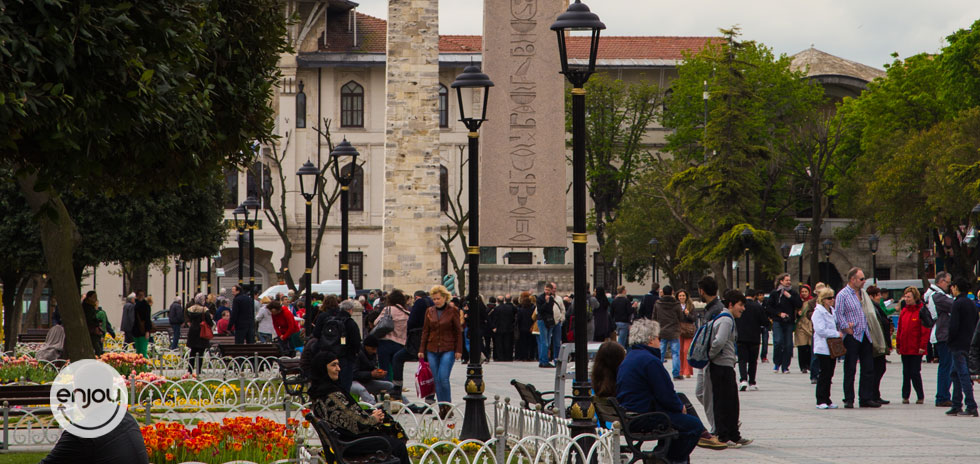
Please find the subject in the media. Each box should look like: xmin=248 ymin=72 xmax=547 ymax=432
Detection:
xmin=308 ymin=351 xmax=352 ymax=401
xmin=859 ymin=288 xmax=887 ymax=356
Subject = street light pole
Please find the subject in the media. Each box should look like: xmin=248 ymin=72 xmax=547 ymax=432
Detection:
xmin=794 ymin=223 xmax=809 ymax=285
xmin=233 ymin=206 xmax=246 ymax=287
xmin=297 ymin=160 xmax=320 ymax=341
xmin=868 ymin=233 xmax=879 ymax=285
xmin=648 ymin=238 xmax=659 ymax=283
xmin=822 ymin=239 xmax=833 ymax=283
xmin=551 ymin=0 xmax=605 ymax=445
xmin=740 ymin=228 xmax=753 ymax=292
xmin=330 ymin=140 xmax=362 ymax=301
xmin=243 ymin=196 xmax=261 ymax=300
xmin=780 ymin=244 xmax=790 ymax=274
xmin=451 ymin=65 xmax=494 ymax=442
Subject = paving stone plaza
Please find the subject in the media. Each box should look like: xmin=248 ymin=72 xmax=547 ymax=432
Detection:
xmin=455 ymin=351 xmax=980 ymax=463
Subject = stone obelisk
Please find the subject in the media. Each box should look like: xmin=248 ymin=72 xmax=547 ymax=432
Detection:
xmin=382 ymin=0 xmax=442 ymax=292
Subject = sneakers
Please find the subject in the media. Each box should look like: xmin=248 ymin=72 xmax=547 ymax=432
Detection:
xmin=739 ymin=381 xmax=748 ymax=391
xmin=725 ymin=438 xmax=752 ymax=448
xmin=816 ymin=403 xmax=839 ymax=410
xmin=748 ymin=384 xmax=759 ymax=391
xmin=782 ymin=369 xmax=791 ymax=374
xmin=827 ymin=403 xmax=839 ymax=409
xmin=772 ymin=366 xmax=779 ymax=373
xmin=697 ymin=436 xmax=727 ymax=450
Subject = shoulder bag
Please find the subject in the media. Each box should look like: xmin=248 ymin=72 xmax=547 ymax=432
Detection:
xmin=370 ymin=306 xmax=395 ymax=338
xmin=826 ymin=337 xmax=846 ymax=359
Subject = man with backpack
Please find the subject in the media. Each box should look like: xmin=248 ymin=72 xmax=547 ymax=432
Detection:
xmin=313 ymin=298 xmax=362 ymax=391
xmin=708 ymin=289 xmax=752 ymax=448
xmin=694 ymin=276 xmax=722 ymax=435
xmin=924 ymin=271 xmax=954 ymax=407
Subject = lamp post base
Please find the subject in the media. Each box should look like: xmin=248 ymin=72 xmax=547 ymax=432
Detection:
xmin=459 ymin=363 xmax=490 ymax=441
xmin=568 ymin=379 xmax=595 ymax=463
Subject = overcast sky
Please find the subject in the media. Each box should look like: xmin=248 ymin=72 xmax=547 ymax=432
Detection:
xmin=353 ymin=0 xmax=980 ymax=69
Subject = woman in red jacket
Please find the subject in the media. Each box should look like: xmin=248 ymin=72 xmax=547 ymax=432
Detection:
xmin=270 ymin=302 xmax=302 ymax=356
xmin=896 ymin=287 xmax=930 ymax=404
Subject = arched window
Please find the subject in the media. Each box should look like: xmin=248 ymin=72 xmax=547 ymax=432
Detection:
xmin=341 ymin=81 xmax=364 ymax=128
xmin=438 ymin=84 xmax=449 ymax=128
xmin=439 ymin=165 xmax=449 ymax=212
xmin=341 ymin=163 xmax=364 ymax=211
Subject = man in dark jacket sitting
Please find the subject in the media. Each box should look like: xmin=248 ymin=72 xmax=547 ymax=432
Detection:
xmin=617 ymin=319 xmax=725 ymax=462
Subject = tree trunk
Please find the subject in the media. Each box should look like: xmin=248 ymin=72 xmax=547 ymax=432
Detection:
xmin=2 ymin=271 xmax=24 ymax=352
xmin=808 ymin=175 xmax=823 ymax=287
xmin=16 ymin=171 xmax=94 ymax=360
xmin=22 ymin=274 xmax=48 ymax=329
xmin=712 ymin=261 xmax=729 ymax=293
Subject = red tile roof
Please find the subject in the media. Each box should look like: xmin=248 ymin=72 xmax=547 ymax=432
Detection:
xmin=318 ymin=13 xmax=719 ymax=60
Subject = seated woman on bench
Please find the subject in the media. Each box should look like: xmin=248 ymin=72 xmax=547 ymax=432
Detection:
xmin=617 ymin=319 xmax=723 ymax=463
xmin=309 ymin=351 xmax=409 ymax=464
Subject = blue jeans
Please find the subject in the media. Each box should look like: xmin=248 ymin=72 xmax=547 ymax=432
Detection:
xmin=257 ymin=332 xmax=273 ymax=343
xmin=950 ymin=349 xmax=977 ymax=411
xmin=377 ymin=339 xmax=403 ymax=380
xmin=771 ymin=321 xmax=794 ymax=372
xmin=537 ymin=321 xmax=555 ymax=365
xmin=664 ymin=339 xmax=681 ymax=378
xmin=170 ymin=323 xmax=182 ymax=349
xmin=616 ymin=322 xmax=631 ymax=349
xmin=426 ymin=351 xmax=456 ymax=403
xmin=936 ymin=341 xmax=953 ymax=404
xmin=551 ymin=322 xmax=563 ymax=362
xmin=760 ymin=327 xmax=769 ymax=360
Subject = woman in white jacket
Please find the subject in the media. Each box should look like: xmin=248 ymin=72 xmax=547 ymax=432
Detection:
xmin=812 ymin=287 xmax=843 ymax=409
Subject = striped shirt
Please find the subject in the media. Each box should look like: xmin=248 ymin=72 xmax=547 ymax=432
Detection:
xmin=834 ymin=286 xmax=867 ymax=342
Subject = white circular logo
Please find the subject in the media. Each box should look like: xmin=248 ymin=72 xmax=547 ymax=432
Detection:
xmin=50 ymin=359 xmax=129 ymax=438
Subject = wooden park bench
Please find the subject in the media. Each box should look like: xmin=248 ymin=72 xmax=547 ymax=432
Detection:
xmin=306 ymin=412 xmax=400 ymax=464
xmin=277 ymin=357 xmax=309 ymax=403
xmin=593 ymin=396 xmax=677 ymax=464
xmin=16 ymin=329 xmax=48 ymax=343
xmin=1 ymin=384 xmax=53 ymax=450
xmin=510 ymin=379 xmax=570 ymax=415
xmin=217 ymin=343 xmax=281 ymax=372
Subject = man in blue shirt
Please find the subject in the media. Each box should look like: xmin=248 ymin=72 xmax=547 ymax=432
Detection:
xmin=834 ymin=267 xmax=878 ymax=408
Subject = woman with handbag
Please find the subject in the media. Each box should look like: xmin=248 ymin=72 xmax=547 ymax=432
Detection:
xmin=896 ymin=287 xmax=929 ymax=404
xmin=812 ymin=287 xmax=843 ymax=409
xmin=677 ymin=289 xmax=696 ymax=378
xmin=376 ymin=289 xmax=411 ymax=399
xmin=185 ymin=293 xmax=214 ymax=375
xmin=418 ymin=285 xmax=462 ymax=418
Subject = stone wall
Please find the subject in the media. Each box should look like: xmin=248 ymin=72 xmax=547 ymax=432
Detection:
xmin=382 ymin=0 xmax=443 ymax=292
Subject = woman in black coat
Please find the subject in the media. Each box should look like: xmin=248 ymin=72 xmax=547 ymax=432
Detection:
xmin=515 ymin=292 xmax=537 ymax=361
xmin=593 ymin=287 xmax=612 ymax=342
xmin=185 ymin=293 xmax=214 ymax=375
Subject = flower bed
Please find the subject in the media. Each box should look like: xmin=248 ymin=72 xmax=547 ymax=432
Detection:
xmin=0 ymin=355 xmax=58 ymax=384
xmin=99 ymin=352 xmax=151 ymax=377
xmin=141 ymin=417 xmax=297 ymax=464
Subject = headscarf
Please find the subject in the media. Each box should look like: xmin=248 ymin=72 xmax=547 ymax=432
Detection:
xmin=799 ymin=284 xmax=813 ymax=302
xmin=308 ymin=351 xmax=347 ymax=400
xmin=36 ymin=325 xmax=66 ymax=361
xmin=194 ymin=292 xmax=207 ymax=306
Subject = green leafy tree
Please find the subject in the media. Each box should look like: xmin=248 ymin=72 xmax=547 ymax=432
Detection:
xmin=655 ymin=27 xmax=821 ymax=289
xmin=0 ymin=0 xmax=288 ymax=359
xmin=566 ymin=74 xmax=662 ymax=285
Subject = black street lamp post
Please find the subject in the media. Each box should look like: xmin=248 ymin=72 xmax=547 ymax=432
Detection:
xmin=451 ymin=64 xmax=494 ymax=442
xmin=648 ymin=238 xmax=659 ymax=283
xmin=780 ymin=243 xmax=791 ymax=274
xmin=740 ymin=228 xmax=752 ymax=292
xmin=821 ymin=239 xmax=833 ymax=283
xmin=330 ymin=140 xmax=361 ymax=301
xmin=233 ymin=206 xmax=246 ymax=286
xmin=794 ymin=223 xmax=810 ymax=284
xmin=551 ymin=0 xmax=605 ymax=444
xmin=242 ymin=195 xmax=261 ymax=299
xmin=297 ymin=160 xmax=320 ymax=326
xmin=868 ymin=234 xmax=879 ymax=285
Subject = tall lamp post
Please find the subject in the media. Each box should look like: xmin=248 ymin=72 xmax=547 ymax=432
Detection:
xmin=868 ymin=233 xmax=879 ymax=285
xmin=821 ymin=239 xmax=833 ymax=284
xmin=242 ymin=195 xmax=261 ymax=299
xmin=648 ymin=238 xmax=659 ymax=283
xmin=233 ymin=205 xmax=247 ymax=286
xmin=297 ymin=160 xmax=320 ymax=325
xmin=551 ymin=0 xmax=605 ymax=443
xmin=794 ymin=223 xmax=809 ymax=284
xmin=451 ymin=64 xmax=494 ymax=442
xmin=780 ymin=244 xmax=790 ymax=274
xmin=330 ymin=140 xmax=360 ymax=301
xmin=740 ymin=228 xmax=752 ymax=292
